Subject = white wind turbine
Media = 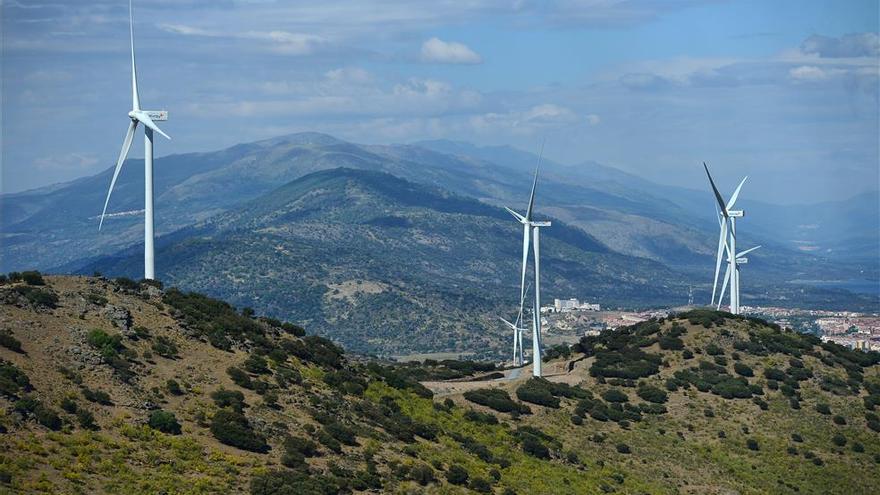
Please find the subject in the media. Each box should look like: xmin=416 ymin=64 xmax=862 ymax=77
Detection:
xmin=505 ymin=151 xmax=551 ymax=377
xmin=499 ymin=281 xmax=530 ymax=367
xmin=99 ymin=0 xmax=171 ymax=280
xmin=704 ymin=163 xmax=752 ymax=314
xmin=717 ymin=245 xmax=761 ymax=312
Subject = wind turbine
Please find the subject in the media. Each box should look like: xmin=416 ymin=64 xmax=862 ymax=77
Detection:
xmin=499 ymin=281 xmax=530 ymax=367
xmin=99 ymin=0 xmax=171 ymax=280
xmin=704 ymin=163 xmax=749 ymax=314
xmin=505 ymin=148 xmax=551 ymax=377
xmin=718 ymin=245 xmax=761 ymax=312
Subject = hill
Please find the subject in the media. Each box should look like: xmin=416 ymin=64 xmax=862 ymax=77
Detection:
xmin=76 ymin=168 xmax=680 ymax=358
xmin=2 ymin=275 xmax=880 ymax=494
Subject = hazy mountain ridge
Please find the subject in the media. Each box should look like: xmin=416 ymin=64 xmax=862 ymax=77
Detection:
xmin=1 ymin=132 xmax=876 ymax=306
xmin=76 ymin=168 xmax=677 ymax=357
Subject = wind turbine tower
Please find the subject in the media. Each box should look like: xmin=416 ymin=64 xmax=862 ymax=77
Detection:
xmin=704 ymin=163 xmax=757 ymax=314
xmin=99 ymin=0 xmax=171 ymax=280
xmin=505 ymin=149 xmax=551 ymax=377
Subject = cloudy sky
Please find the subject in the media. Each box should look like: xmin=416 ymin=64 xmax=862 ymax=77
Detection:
xmin=2 ymin=0 xmax=878 ymax=204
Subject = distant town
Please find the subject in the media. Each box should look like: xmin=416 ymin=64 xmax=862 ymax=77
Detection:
xmin=540 ymin=297 xmax=880 ymax=352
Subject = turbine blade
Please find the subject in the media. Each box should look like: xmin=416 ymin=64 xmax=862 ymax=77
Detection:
xmin=133 ymin=111 xmax=171 ymax=140
xmin=129 ymin=0 xmax=140 ymax=110
xmin=726 ymin=176 xmax=748 ymax=211
xmin=519 ymin=225 xmax=531 ymax=321
xmin=711 ymin=218 xmax=728 ymax=305
xmin=499 ymin=317 xmax=517 ymax=330
xmin=738 ymin=245 xmax=762 ymax=258
xmin=718 ymin=264 xmax=731 ymax=311
xmin=99 ymin=120 xmax=138 ymax=230
xmin=525 ymin=142 xmax=544 ymax=220
xmin=505 ymin=206 xmax=525 ymax=222
xmin=703 ymin=162 xmax=728 ymax=217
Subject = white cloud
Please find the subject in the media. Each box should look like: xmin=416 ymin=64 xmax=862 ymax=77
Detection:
xmin=586 ymin=114 xmax=601 ymax=126
xmin=789 ymin=65 xmax=847 ymax=82
xmin=420 ymin=37 xmax=482 ymax=64
xmin=159 ymin=24 xmax=328 ymax=56
xmin=801 ymin=33 xmax=880 ymax=58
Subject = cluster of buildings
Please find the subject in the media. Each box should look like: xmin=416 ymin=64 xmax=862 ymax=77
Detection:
xmin=541 ymin=298 xmax=600 ymax=314
xmin=743 ymin=305 xmax=880 ymax=352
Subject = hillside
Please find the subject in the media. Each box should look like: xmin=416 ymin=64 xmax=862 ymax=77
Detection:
xmin=77 ymin=168 xmax=681 ymax=358
xmin=2 ymin=275 xmax=880 ymax=494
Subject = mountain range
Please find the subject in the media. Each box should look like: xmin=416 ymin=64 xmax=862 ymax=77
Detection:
xmin=0 ymin=132 xmax=877 ymax=355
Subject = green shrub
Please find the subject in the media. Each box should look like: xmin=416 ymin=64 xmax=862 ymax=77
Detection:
xmin=833 ymin=415 xmax=846 ymax=425
xmin=148 ymin=410 xmax=182 ymax=435
xmin=516 ymin=378 xmax=560 ymax=408
xmin=211 ymin=388 xmax=246 ymax=412
xmin=244 ymin=354 xmax=270 ymax=375
xmin=705 ymin=343 xmax=723 ymax=355
xmin=60 ymin=397 xmax=78 ymax=414
xmin=410 ymin=463 xmax=435 ymax=486
xmin=210 ymin=409 xmax=268 ymax=453
xmin=20 ymin=271 xmax=45 ymax=285
xmin=636 ymin=385 xmax=667 ymax=404
xmin=733 ymin=362 xmax=753 ymax=377
xmin=76 ymin=409 xmax=98 ymax=430
xmin=0 ymin=331 xmax=23 ymax=353
xmin=832 ymin=434 xmax=847 ymax=446
xmin=166 ymin=379 xmax=183 ymax=396
xmin=446 ymin=465 xmax=469 ymax=485
xmin=746 ymin=439 xmax=759 ymax=451
xmin=464 ymin=388 xmax=531 ymax=414
xmin=12 ymin=286 xmax=58 ymax=308
xmin=815 ymin=403 xmax=831 ymax=415
xmin=82 ymin=387 xmax=112 ymax=405
xmin=469 ymin=477 xmax=493 ymax=493
xmin=521 ymin=435 xmax=551 ymax=459
xmin=227 ymin=367 xmax=253 ymax=389
xmin=0 ymin=363 xmax=30 ymax=400
xmin=616 ymin=443 xmax=631 ymax=454
xmin=151 ymin=336 xmax=178 ymax=359
xmin=603 ymin=388 xmax=628 ymax=403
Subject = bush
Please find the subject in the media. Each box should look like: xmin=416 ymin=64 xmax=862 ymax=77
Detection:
xmin=86 ymin=329 xmax=124 ymax=359
xmin=410 ymin=463 xmax=435 ymax=486
xmin=705 ymin=343 xmax=723 ymax=355
xmin=13 ymin=286 xmax=58 ymax=308
xmin=166 ymin=379 xmax=183 ymax=396
xmin=20 ymin=271 xmax=45 ymax=285
xmin=210 ymin=409 xmax=268 ymax=453
xmin=682 ymin=349 xmax=694 ymax=359
xmin=746 ymin=439 xmax=759 ymax=451
xmin=733 ymin=362 xmax=753 ymax=377
xmin=832 ymin=434 xmax=847 ymax=446
xmin=151 ymin=336 xmax=178 ymax=359
xmin=521 ymin=435 xmax=551 ymax=459
xmin=815 ymin=403 xmax=831 ymax=415
xmin=446 ymin=465 xmax=469 ymax=485
xmin=469 ymin=477 xmax=493 ymax=493
xmin=636 ymin=385 xmax=667 ymax=404
xmin=833 ymin=415 xmax=846 ymax=425
xmin=60 ymin=397 xmax=78 ymax=414
xmin=148 ymin=410 xmax=182 ymax=435
xmin=616 ymin=443 xmax=631 ymax=454
xmin=603 ymin=388 xmax=628 ymax=403
xmin=516 ymin=378 xmax=560 ymax=408
xmin=227 ymin=367 xmax=253 ymax=389
xmin=0 ymin=361 xmax=32 ymax=397
xmin=791 ymin=433 xmax=803 ymax=443
xmin=82 ymin=387 xmax=112 ymax=405
xmin=76 ymin=409 xmax=98 ymax=430
xmin=464 ymin=388 xmax=531 ymax=414
xmin=211 ymin=388 xmax=246 ymax=412
xmin=244 ymin=354 xmax=270 ymax=375
xmin=0 ymin=331 xmax=23 ymax=353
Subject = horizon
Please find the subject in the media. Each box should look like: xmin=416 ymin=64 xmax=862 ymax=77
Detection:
xmin=2 ymin=0 xmax=878 ymax=204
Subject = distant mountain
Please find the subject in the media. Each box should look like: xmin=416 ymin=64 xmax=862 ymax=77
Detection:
xmin=2 ymin=132 xmax=875 ymax=309
xmin=78 ymin=168 xmax=682 ymax=356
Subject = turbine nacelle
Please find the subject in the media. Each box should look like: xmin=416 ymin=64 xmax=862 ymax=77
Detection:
xmin=728 ymin=210 xmax=744 ymax=218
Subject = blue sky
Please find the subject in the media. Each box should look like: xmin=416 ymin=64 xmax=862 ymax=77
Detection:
xmin=2 ymin=0 xmax=878 ymax=204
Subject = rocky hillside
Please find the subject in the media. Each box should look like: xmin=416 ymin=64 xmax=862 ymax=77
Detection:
xmin=79 ymin=168 xmax=681 ymax=358
xmin=2 ymin=274 xmax=880 ymax=494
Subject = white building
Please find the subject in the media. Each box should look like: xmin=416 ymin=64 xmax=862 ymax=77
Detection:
xmin=551 ymin=298 xmax=600 ymax=313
